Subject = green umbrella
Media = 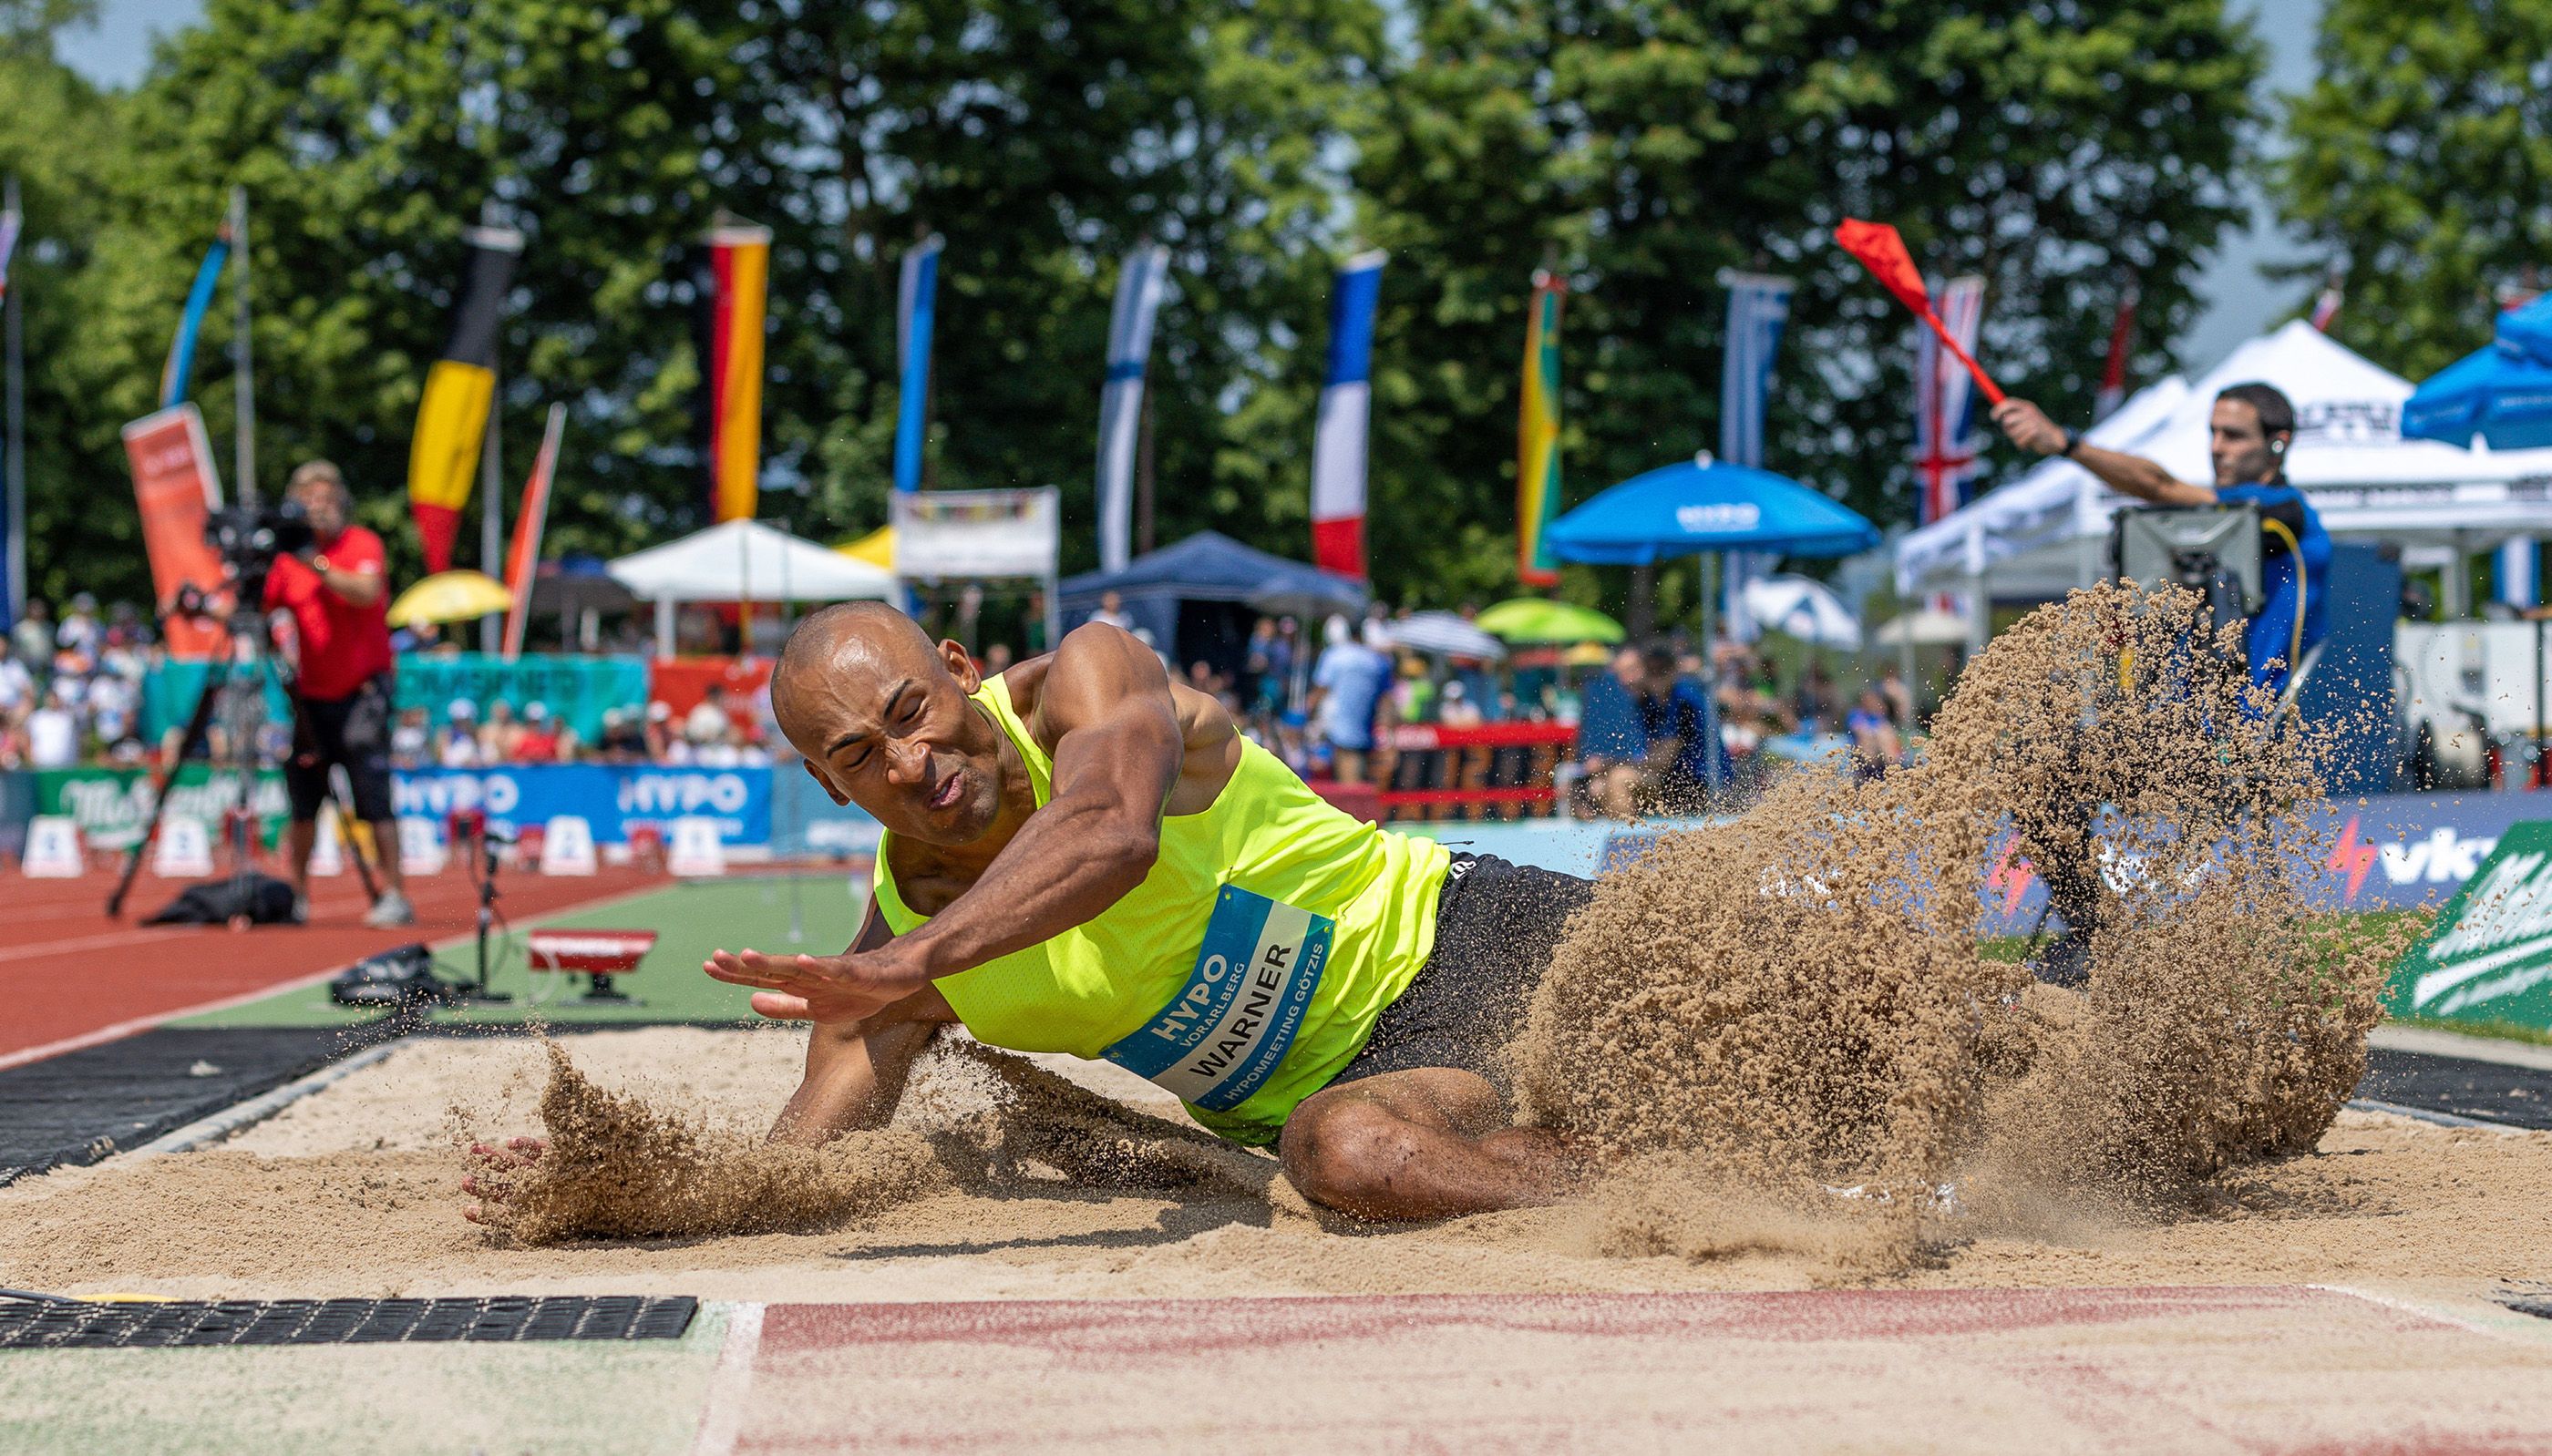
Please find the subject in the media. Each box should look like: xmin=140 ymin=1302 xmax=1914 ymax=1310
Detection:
xmin=1475 ymin=598 xmax=1625 ymax=645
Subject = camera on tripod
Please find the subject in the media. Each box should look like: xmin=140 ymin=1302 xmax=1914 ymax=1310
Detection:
xmin=2108 ymin=504 xmax=2265 ymax=644
xmin=204 ymin=499 xmax=317 ymax=601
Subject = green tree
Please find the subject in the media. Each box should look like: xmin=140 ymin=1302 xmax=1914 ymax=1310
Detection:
xmin=0 ymin=0 xmax=136 ymax=607
xmin=51 ymin=0 xmax=1381 ymax=620
xmin=1351 ymin=0 xmax=2262 ymax=612
xmin=2275 ymin=0 xmax=2552 ymax=379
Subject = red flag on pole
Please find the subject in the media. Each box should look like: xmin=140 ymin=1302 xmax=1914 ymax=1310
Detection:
xmin=2094 ymin=281 xmax=2138 ymax=420
xmin=1834 ymin=219 xmax=2006 ymax=405
xmin=500 ymin=402 xmax=566 ymax=660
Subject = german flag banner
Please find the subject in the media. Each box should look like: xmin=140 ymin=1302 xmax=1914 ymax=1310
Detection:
xmin=406 ymin=224 xmax=521 ymax=572
xmin=704 ymin=223 xmax=770 ymax=522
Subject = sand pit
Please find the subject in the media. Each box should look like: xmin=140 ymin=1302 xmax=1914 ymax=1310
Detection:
xmin=2 ymin=1025 xmax=2548 ymax=1309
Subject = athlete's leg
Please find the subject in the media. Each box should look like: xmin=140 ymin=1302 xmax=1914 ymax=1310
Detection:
xmin=1279 ymin=1066 xmax=1579 ymax=1221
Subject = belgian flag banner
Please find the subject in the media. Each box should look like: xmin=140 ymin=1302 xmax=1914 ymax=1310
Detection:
xmin=704 ymin=223 xmax=770 ymax=522
xmin=406 ymin=224 xmax=522 ymax=572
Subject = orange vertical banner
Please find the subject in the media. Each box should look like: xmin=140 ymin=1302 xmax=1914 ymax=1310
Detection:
xmin=120 ymin=404 xmax=229 ymax=659
xmin=706 ymin=224 xmax=769 ymax=522
xmin=500 ymin=403 xmax=567 ymax=659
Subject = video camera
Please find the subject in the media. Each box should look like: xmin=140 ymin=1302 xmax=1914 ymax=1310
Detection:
xmin=202 ymin=499 xmax=316 ymax=603
xmin=2108 ymin=504 xmax=2264 ymax=644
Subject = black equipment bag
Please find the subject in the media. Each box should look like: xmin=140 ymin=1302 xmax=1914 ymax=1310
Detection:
xmin=142 ymin=874 xmax=299 ymax=926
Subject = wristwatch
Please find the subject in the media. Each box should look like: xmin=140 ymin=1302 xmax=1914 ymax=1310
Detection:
xmin=2059 ymin=427 xmax=2083 ymax=459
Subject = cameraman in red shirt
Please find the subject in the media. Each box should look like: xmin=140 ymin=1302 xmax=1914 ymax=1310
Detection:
xmin=262 ymin=461 xmax=410 ymax=927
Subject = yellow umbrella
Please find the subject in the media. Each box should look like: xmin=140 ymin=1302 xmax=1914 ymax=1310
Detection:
xmin=836 ymin=525 xmax=894 ymax=571
xmin=387 ymin=569 xmax=514 ymax=627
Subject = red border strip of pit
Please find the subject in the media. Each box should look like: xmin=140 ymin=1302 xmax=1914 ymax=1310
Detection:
xmin=705 ymin=1287 xmax=2552 ymax=1454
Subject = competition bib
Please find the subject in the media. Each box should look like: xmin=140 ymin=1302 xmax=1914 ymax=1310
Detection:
xmin=1102 ymin=886 xmax=1332 ymax=1112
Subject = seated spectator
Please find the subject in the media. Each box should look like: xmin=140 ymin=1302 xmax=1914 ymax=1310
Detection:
xmin=1847 ymin=685 xmax=1904 ymax=781
xmin=437 ymin=700 xmax=483 ymax=767
xmin=685 ymin=683 xmax=735 ymax=750
xmin=983 ymin=642 xmax=1014 ymax=676
xmin=13 ymin=598 xmax=51 ymax=671
xmin=1438 ymin=679 xmax=1485 ymax=728
xmin=514 ymin=701 xmax=563 ymax=764
xmin=644 ymin=700 xmax=675 ymax=759
xmin=0 ymin=645 xmax=34 ymax=716
xmin=26 ymin=687 xmax=77 ymax=768
xmin=478 ymin=700 xmax=525 ymax=763
xmin=56 ymin=593 xmax=102 ymax=657
xmin=595 ymin=706 xmax=648 ymax=763
xmin=390 ymin=706 xmax=430 ymax=769
xmin=87 ymin=671 xmax=136 ymax=751
xmin=1569 ymin=647 xmax=1647 ymax=816
xmin=1878 ymin=662 xmax=1914 ymax=728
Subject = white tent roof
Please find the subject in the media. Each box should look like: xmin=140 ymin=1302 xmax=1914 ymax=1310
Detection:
xmin=1897 ymin=321 xmax=2552 ymax=596
xmin=607 ymin=518 xmax=898 ymax=603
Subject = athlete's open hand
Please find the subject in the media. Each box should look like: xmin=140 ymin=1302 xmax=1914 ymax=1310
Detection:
xmin=461 ymin=1136 xmax=544 ymax=1225
xmin=705 ymin=944 xmax=930 ymax=1024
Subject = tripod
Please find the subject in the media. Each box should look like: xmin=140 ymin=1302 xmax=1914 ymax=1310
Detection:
xmin=443 ymin=809 xmax=512 ymax=1002
xmin=108 ymin=597 xmax=379 ymax=920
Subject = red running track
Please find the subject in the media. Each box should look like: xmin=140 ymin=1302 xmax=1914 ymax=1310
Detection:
xmin=0 ymin=859 xmax=666 ymax=1068
xmin=704 ymin=1287 xmax=2552 ymax=1453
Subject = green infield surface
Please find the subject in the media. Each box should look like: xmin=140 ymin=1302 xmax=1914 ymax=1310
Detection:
xmin=173 ymin=872 xmax=870 ymax=1030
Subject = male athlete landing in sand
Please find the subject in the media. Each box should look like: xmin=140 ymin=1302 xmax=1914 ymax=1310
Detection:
xmin=708 ymin=607 xmax=1597 ymax=1219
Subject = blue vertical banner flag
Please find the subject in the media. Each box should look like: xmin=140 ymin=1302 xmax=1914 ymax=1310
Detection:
xmin=2499 ymin=538 xmax=2539 ymax=609
xmin=1096 ymin=241 xmax=1169 ymax=573
xmin=1310 ymin=251 xmax=1385 ymax=579
xmin=1716 ymin=270 xmax=1795 ymax=642
xmin=161 ymin=219 xmax=234 ymax=408
xmin=0 ymin=205 xmax=19 ymax=302
xmin=892 ymin=234 xmax=944 ymax=495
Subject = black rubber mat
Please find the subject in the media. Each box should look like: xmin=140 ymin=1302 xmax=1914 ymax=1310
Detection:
xmin=0 ymin=1295 xmax=695 ymax=1348
xmin=2506 ymin=1297 xmax=2552 ymax=1322
xmin=0 ymin=1023 xmax=398 ymax=1185
xmin=2357 ymin=1046 xmax=2552 ymax=1131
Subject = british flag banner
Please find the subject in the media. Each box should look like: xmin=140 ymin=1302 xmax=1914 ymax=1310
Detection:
xmin=1913 ymin=274 xmax=1988 ymax=528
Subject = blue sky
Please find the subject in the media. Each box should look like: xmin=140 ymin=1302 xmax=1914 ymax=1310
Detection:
xmin=60 ymin=0 xmax=2325 ymax=374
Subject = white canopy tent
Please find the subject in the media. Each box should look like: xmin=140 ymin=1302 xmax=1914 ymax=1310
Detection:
xmin=608 ymin=518 xmax=898 ymax=657
xmin=1896 ymin=322 xmax=2552 ymax=641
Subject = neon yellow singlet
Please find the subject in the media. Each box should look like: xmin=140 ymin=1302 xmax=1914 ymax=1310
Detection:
xmin=872 ymin=674 xmax=1451 ymax=1144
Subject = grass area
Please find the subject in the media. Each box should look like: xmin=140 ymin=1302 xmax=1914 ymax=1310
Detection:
xmin=175 ymin=873 xmax=869 ymax=1030
xmin=0 ymin=1305 xmax=733 ymax=1456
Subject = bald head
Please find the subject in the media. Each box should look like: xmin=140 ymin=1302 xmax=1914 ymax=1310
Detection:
xmin=774 ymin=603 xmax=1007 ymax=844
xmin=775 ymin=602 xmax=936 ymax=701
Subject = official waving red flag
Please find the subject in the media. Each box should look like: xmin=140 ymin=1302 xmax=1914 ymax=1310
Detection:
xmin=1835 ymin=219 xmax=2005 ymax=405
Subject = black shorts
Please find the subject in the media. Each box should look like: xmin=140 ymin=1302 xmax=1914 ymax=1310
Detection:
xmin=1326 ymin=852 xmax=1594 ymax=1101
xmin=286 ymin=674 xmax=396 ymax=823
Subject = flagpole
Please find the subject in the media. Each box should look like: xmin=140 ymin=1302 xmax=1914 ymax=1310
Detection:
xmin=479 ymin=203 xmax=504 ymax=651
xmin=229 ymin=185 xmax=255 ymax=506
xmin=4 ymin=175 xmax=24 ymax=623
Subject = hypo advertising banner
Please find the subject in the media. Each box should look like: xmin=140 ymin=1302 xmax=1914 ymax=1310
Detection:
xmin=34 ymin=764 xmax=771 ymax=852
xmin=393 ymin=764 xmax=771 ymax=846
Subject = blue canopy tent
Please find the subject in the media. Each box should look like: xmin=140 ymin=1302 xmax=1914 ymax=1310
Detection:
xmin=2404 ymin=332 xmax=2552 ymax=452
xmin=1057 ymin=530 xmax=1366 ymax=674
xmin=1546 ymin=451 xmax=1881 ymax=793
xmin=2497 ymin=294 xmax=2552 ymax=367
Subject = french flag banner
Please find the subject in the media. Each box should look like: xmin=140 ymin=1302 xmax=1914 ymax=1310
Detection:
xmin=1311 ymin=251 xmax=1385 ymax=579
xmin=1096 ymin=242 xmax=1169 ymax=573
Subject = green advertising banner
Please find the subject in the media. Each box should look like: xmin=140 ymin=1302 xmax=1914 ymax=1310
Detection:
xmin=143 ymin=652 xmax=653 ymax=743
xmin=2385 ymin=818 xmax=2552 ymax=1032
xmin=34 ymin=766 xmax=290 ymax=851
xmin=393 ymin=653 xmax=650 ymax=741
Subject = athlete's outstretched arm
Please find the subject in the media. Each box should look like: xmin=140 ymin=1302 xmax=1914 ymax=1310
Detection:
xmin=705 ymin=622 xmax=1187 ymax=1023
xmin=889 ymin=622 xmax=1185 ymax=970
